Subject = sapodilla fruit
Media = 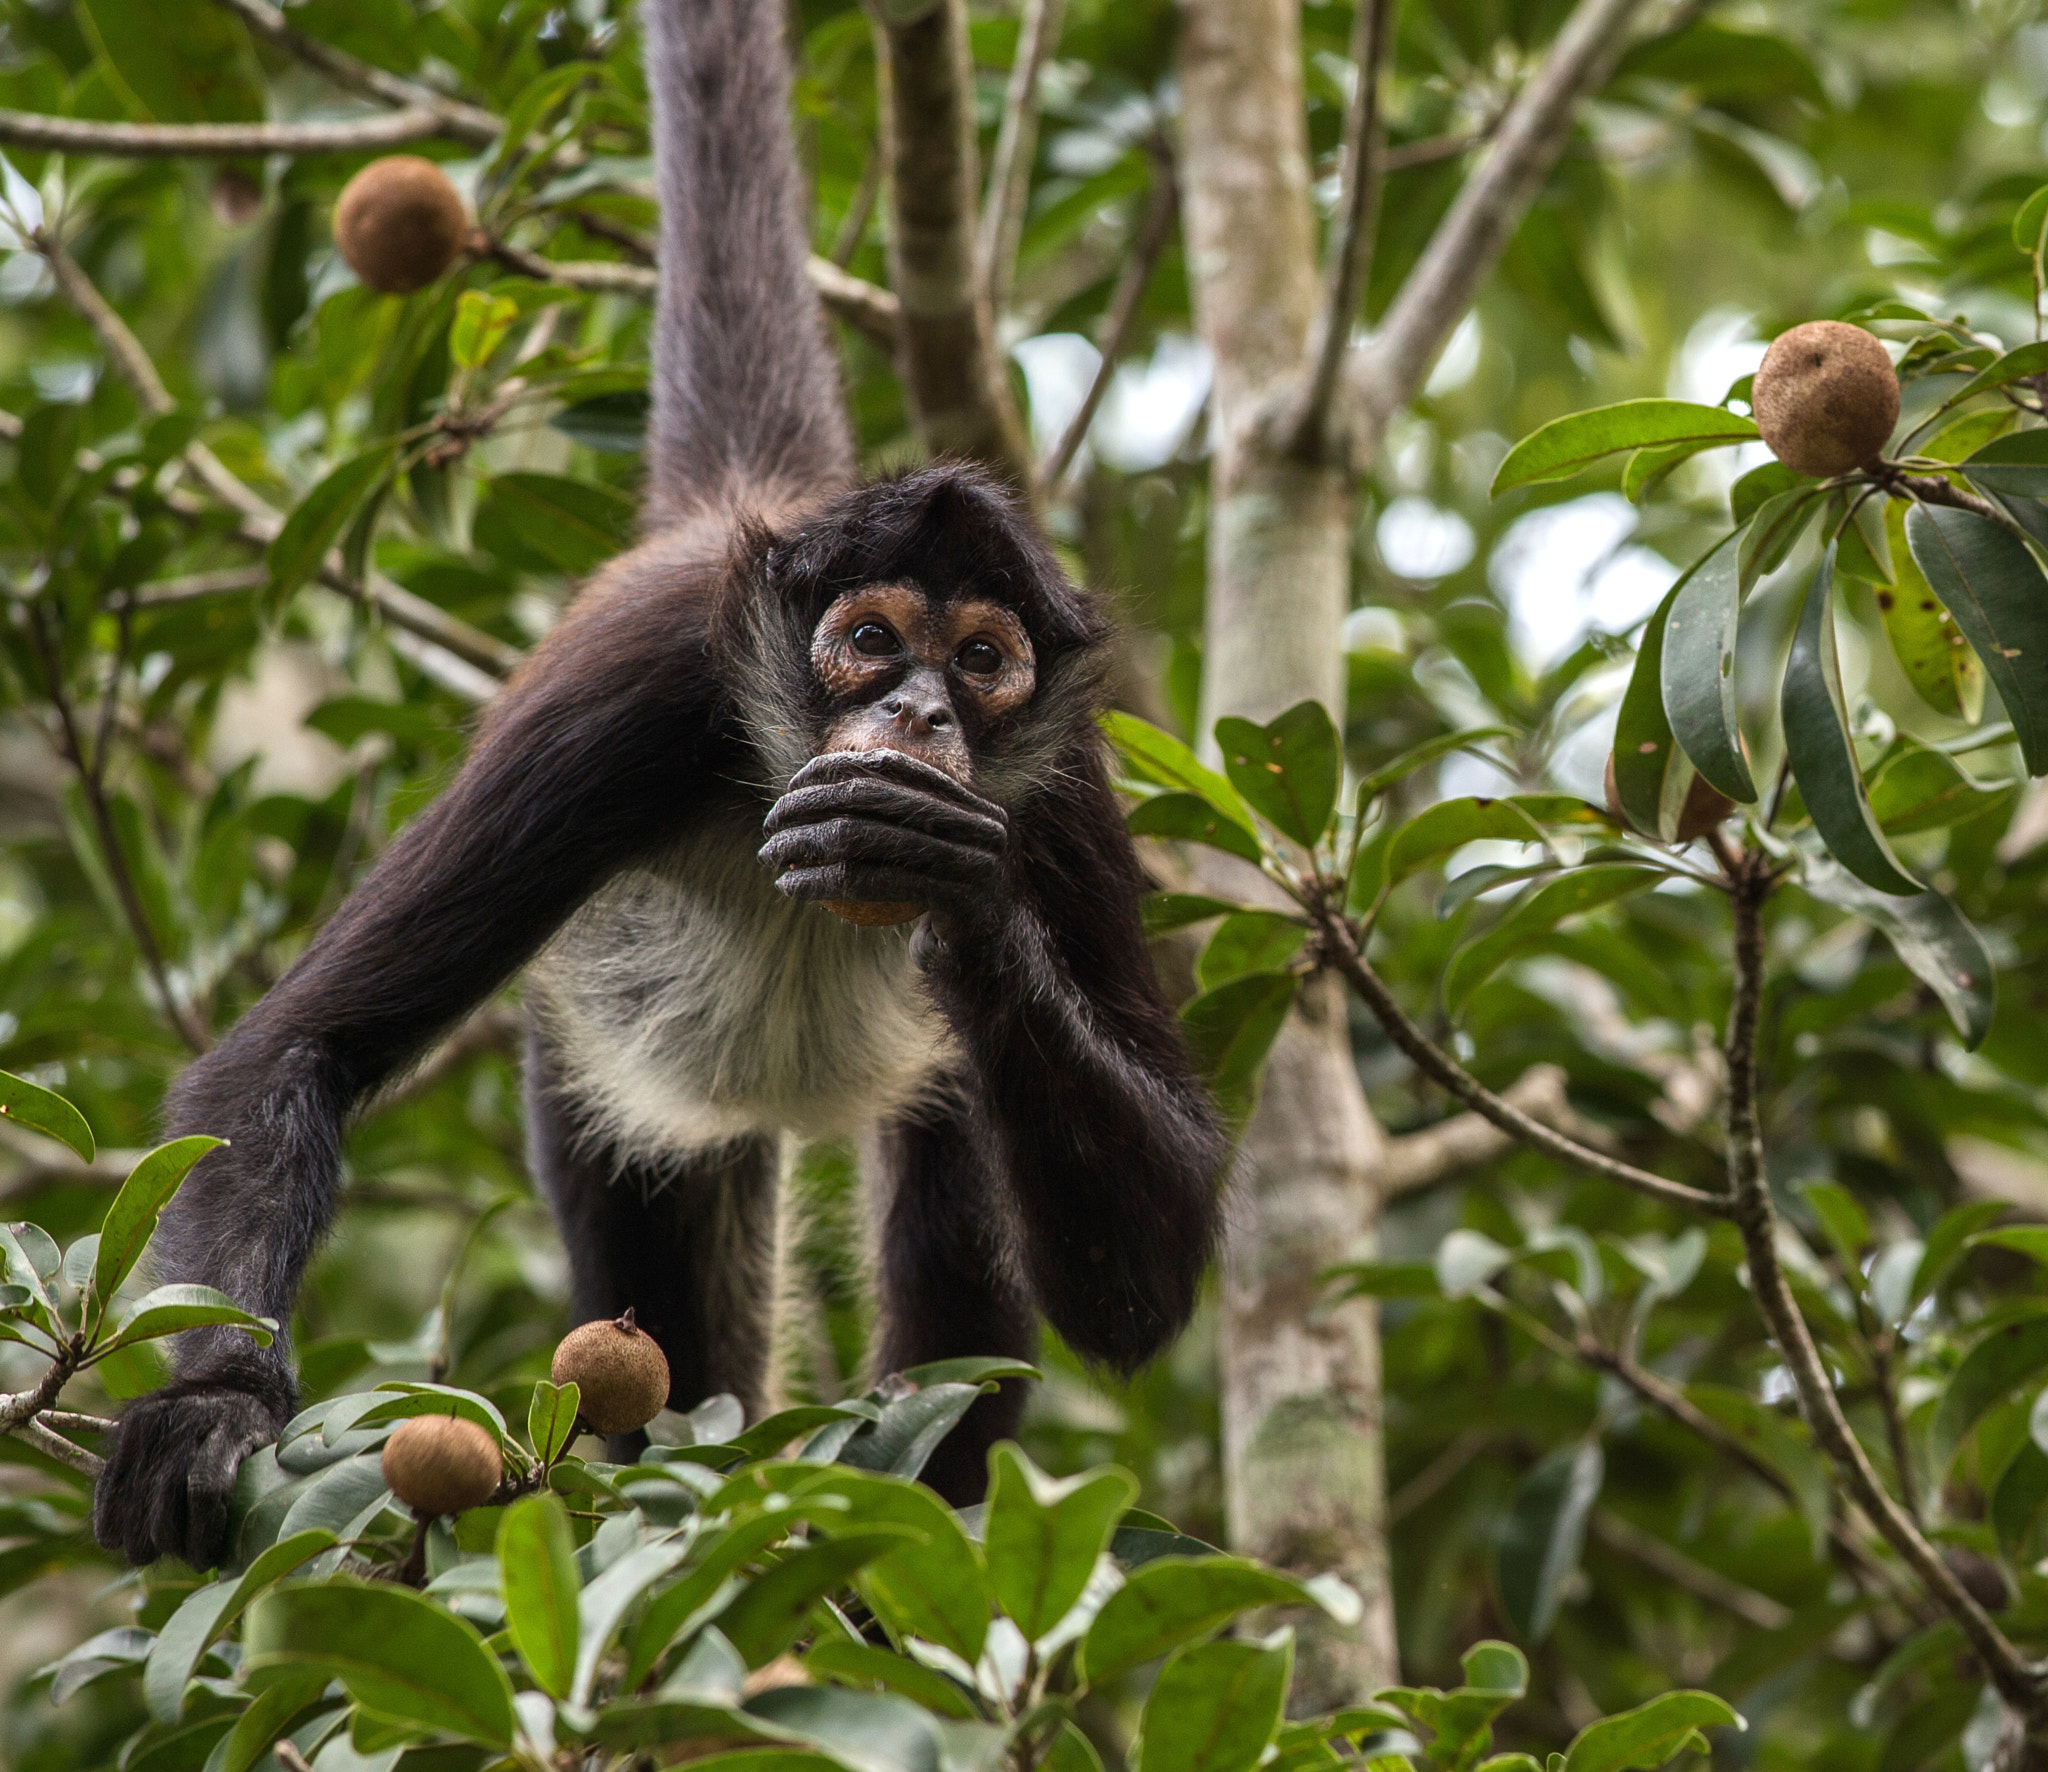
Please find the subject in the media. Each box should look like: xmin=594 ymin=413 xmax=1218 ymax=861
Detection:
xmin=822 ymin=744 xmax=969 ymax=927
xmin=1604 ymin=752 xmax=1736 ymax=843
xmin=334 ymin=157 xmax=469 ymax=296
xmin=552 ymin=1308 xmax=671 ymax=1435
xmin=1752 ymin=321 xmax=1899 ymax=478
xmin=381 ymin=1414 xmax=502 ymax=1517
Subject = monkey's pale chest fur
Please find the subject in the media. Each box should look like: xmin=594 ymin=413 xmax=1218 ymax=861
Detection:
xmin=526 ymin=813 xmax=956 ymax=1160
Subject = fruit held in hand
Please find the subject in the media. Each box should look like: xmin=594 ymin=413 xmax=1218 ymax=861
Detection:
xmin=1752 ymin=320 xmax=1899 ymax=477
xmin=334 ymin=157 xmax=469 ymax=295
xmin=552 ymin=1308 xmax=671 ymax=1434
xmin=380 ymin=1415 xmax=502 ymax=1517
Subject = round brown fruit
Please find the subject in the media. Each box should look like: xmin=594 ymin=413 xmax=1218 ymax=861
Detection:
xmin=1752 ymin=320 xmax=1899 ymax=478
xmin=551 ymin=1308 xmax=671 ymax=1435
xmin=334 ymin=157 xmax=469 ymax=296
xmin=380 ymin=1414 xmax=502 ymax=1517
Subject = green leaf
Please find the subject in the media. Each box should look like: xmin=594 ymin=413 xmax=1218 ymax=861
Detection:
xmin=1971 ymin=1227 xmax=2048 ymax=1265
xmin=1494 ymin=1441 xmax=1603 ymax=1642
xmin=895 ymin=1357 xmax=1042 ymax=1390
xmin=90 ymin=1136 xmax=224 ymax=1328
xmin=1660 ymin=543 xmax=1756 ymax=801
xmin=348 ymin=1385 xmax=507 ymax=1444
xmin=1835 ymin=492 xmax=1894 ymax=585
xmin=1125 ymin=793 xmax=1263 ymax=865
xmin=78 ymin=0 xmax=262 ymax=124
xmin=1993 ymin=1439 xmax=2048 ymax=1563
xmin=266 ymin=444 xmax=399 ymax=610
xmin=473 ymin=472 xmax=637 ymax=576
xmin=551 ymin=389 xmax=650 ymax=454
xmin=719 ymin=1531 xmax=913 ymax=1667
xmin=1736 ymin=486 xmax=1822 ymax=595
xmin=1355 ymin=728 xmax=1514 ymax=804
xmin=1799 ymin=1181 xmax=1869 ymax=1272
xmin=1444 ymin=866 xmax=1661 ymax=1012
xmin=1874 ymin=500 xmax=1985 ymax=720
xmin=1137 ymin=1634 xmax=1292 ymax=1772
xmin=1214 ymin=701 xmax=1342 ymax=848
xmin=1385 ymin=798 xmax=1549 ymax=889
xmin=1462 ymin=1640 xmax=1530 ymax=1696
xmin=449 ymin=291 xmax=518 ymax=371
xmin=745 ymin=1685 xmax=949 ymax=1772
xmin=2015 ymin=184 xmax=2048 ymax=256
xmin=1140 ymin=893 xmax=1248 ymax=937
xmin=792 ymin=1470 xmax=990 ymax=1663
xmin=1799 ymin=859 xmax=1995 ymax=1048
xmin=834 ymin=1382 xmax=987 ymax=1481
xmin=985 ymin=1448 xmax=1137 ymax=1642
xmin=1323 ymin=1260 xmax=1441 ymax=1299
xmin=1082 ymin=1556 xmax=1316 ymax=1684
xmin=1612 ymin=581 xmax=1687 ymax=837
xmin=588 ymin=1535 xmax=699 ymax=1697
xmin=243 ymin=1579 xmax=517 ymax=1746
xmin=529 ymin=1381 xmax=581 ymax=1465
xmin=142 ymin=1530 xmax=333 ymax=1722
xmin=804 ymin=1640 xmax=979 ymax=1719
xmin=1563 ymin=1693 xmax=1742 ymax=1772
xmin=1906 ymin=505 xmax=2048 ymax=774
xmin=1196 ymin=912 xmax=1307 ymax=992
xmin=1731 ymin=461 xmax=1805 ymax=528
xmin=498 ymin=1495 xmax=580 ymax=1699
xmin=1866 ymin=746 xmax=2013 ymax=835
xmin=0 ymin=1071 xmax=94 ymax=1162
xmin=210 ymin=1668 xmax=329 ymax=1772
xmin=100 ymin=1284 xmax=275 ymax=1353
xmin=1911 ymin=1200 xmax=2011 ymax=1309
xmin=1623 ymin=440 xmax=1715 ymax=503
xmin=1929 ymin=1310 xmax=2048 ymax=1475
xmin=1180 ymin=973 xmax=1298 ymax=1115
xmin=1492 ymin=401 xmax=1757 ymax=496
xmin=1781 ymin=548 xmax=1921 ymax=894
xmin=1958 ymin=425 xmax=2048 ymax=497
xmin=1101 ymin=712 xmax=1257 ymax=835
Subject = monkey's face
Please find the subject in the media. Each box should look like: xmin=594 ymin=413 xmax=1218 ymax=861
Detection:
xmin=808 ymin=584 xmax=1035 ymax=782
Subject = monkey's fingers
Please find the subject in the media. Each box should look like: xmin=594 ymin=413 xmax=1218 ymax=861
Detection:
xmin=762 ymin=775 xmax=1006 ymax=847
xmin=790 ymin=749 xmax=1005 ymax=820
xmin=773 ymin=862 xmax=958 ymax=908
xmin=758 ymin=815 xmax=997 ymax=885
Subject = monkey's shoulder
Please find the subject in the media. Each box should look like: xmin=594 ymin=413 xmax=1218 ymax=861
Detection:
xmin=525 ymin=811 xmax=956 ymax=1160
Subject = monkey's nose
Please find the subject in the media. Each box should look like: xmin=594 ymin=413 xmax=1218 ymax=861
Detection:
xmin=880 ymin=694 xmax=953 ymax=737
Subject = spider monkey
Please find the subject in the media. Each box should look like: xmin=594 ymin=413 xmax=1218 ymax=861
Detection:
xmin=90 ymin=0 xmax=1226 ymax=1569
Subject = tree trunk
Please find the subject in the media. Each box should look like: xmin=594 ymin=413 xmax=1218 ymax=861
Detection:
xmin=1176 ymin=0 xmax=1399 ymax=1707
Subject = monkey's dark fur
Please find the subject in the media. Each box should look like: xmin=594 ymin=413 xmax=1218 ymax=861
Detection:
xmin=92 ymin=0 xmax=1226 ymax=1568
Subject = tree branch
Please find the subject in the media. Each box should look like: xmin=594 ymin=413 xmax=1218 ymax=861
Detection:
xmin=1315 ymin=909 xmax=1728 ymax=1214
xmin=0 ymin=106 xmax=456 ymax=158
xmin=976 ymin=0 xmax=1066 ymax=319
xmin=1719 ymin=849 xmax=2046 ymax=1714
xmin=1289 ymin=0 xmax=1394 ymax=458
xmin=1588 ymin=1510 xmax=1790 ymax=1631
xmin=206 ymin=0 xmax=501 ymax=147
xmin=871 ymin=0 xmax=1033 ymax=482
xmin=1378 ymin=1062 xmax=1619 ymax=1195
xmin=1037 ymin=161 xmax=1177 ymax=494
xmin=1349 ymin=0 xmax=1651 ymax=429
xmin=13 ymin=1414 xmax=103 ymax=1477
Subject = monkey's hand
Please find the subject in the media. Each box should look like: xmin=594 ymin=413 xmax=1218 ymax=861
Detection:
xmin=93 ymin=1370 xmax=293 ymax=1568
xmin=758 ymin=750 xmax=1010 ymax=929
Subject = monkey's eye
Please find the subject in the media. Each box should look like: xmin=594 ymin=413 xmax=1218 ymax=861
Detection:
xmin=956 ymin=638 xmax=1003 ymax=677
xmin=850 ymin=621 xmax=898 ymax=658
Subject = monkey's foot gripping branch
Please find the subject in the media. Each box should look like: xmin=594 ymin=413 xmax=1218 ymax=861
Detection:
xmin=1306 ymin=903 xmax=1729 ymax=1216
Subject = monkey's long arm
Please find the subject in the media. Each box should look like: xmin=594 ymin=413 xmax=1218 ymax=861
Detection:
xmin=920 ymin=747 xmax=1229 ymax=1371
xmin=93 ymin=590 xmax=727 ymax=1567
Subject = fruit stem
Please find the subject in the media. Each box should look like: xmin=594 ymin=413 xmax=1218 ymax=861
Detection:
xmin=615 ymin=1307 xmax=637 ymax=1333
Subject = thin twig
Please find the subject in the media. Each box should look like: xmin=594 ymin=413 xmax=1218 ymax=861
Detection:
xmin=976 ymin=0 xmax=1067 ymax=318
xmin=1037 ymin=161 xmax=1177 ymax=494
xmin=831 ymin=146 xmax=885 ymax=268
xmin=1350 ymin=0 xmax=1653 ymax=429
xmin=1719 ymin=847 xmax=2046 ymax=1713
xmin=122 ymin=568 xmax=271 ymax=609
xmin=1588 ymin=1510 xmax=1790 ymax=1630
xmin=39 ymin=1410 xmax=113 ymax=1435
xmin=1388 ymin=1426 xmax=1488 ymax=1521
xmin=1315 ymin=909 xmax=1728 ymax=1214
xmin=12 ymin=1415 xmax=103 ymax=1478
xmin=1290 ymin=0 xmax=1395 ymax=459
xmin=1378 ymin=1062 xmax=1620 ymax=1195
xmin=0 ymin=106 xmax=455 ymax=158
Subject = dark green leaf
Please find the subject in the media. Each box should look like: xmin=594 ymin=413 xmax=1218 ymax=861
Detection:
xmin=804 ymin=1640 xmax=978 ymax=1719
xmin=1661 ymin=542 xmax=1755 ymax=801
xmin=1929 ymin=1310 xmax=2048 ymax=1474
xmin=243 ymin=1580 xmax=517 ymax=1746
xmin=474 ymin=472 xmax=636 ymax=575
xmin=1612 ymin=581 xmax=1686 ymax=837
xmin=529 ymin=1380 xmax=581 ymax=1465
xmin=721 ymin=1531 xmax=914 ymax=1667
xmin=143 ymin=1530 xmax=333 ymax=1722
xmin=1444 ymin=866 xmax=1661 ymax=1011
xmin=551 ymin=390 xmax=650 ymax=454
xmin=1356 ymin=727 xmax=1513 ymax=803
xmin=90 ymin=1136 xmax=224 ymax=1327
xmin=1799 ymin=858 xmax=1995 ymax=1047
xmin=834 ymin=1382 xmax=986 ymax=1481
xmin=1906 ymin=505 xmax=2048 ymax=774
xmin=1385 ymin=798 xmax=1548 ymax=888
xmin=1180 ymin=973 xmax=1298 ymax=1113
xmin=1125 ymin=793 xmax=1263 ymax=865
xmin=1082 ymin=1556 xmax=1314 ymax=1683
xmin=1492 ymin=402 xmax=1757 ymax=495
xmin=1494 ymin=1441 xmax=1603 ymax=1642
xmin=1737 ymin=486 xmax=1822 ymax=594
xmin=745 ymin=1685 xmax=947 ymax=1772
xmin=1959 ymin=425 xmax=2048 ymax=497
xmin=1866 ymin=746 xmax=2013 ymax=834
xmin=1196 ymin=912 xmax=1307 ymax=992
xmin=101 ymin=1284 xmax=275 ymax=1353
xmin=498 ymin=1494 xmax=579 ymax=1699
xmin=0 ymin=1070 xmax=95 ymax=1162
xmin=266 ymin=444 xmax=399 ymax=610
xmin=1993 ymin=1440 xmax=2048 ymax=1563
xmin=792 ymin=1469 xmax=990 ymax=1663
xmin=1781 ymin=549 xmax=1921 ymax=894
xmin=1214 ymin=701 xmax=1342 ymax=848
xmin=1101 ymin=713 xmax=1257 ymax=833
xmin=1140 ymin=894 xmax=1247 ymax=937
xmin=79 ymin=0 xmax=262 ymax=123
xmin=1136 ymin=1634 xmax=1292 ymax=1772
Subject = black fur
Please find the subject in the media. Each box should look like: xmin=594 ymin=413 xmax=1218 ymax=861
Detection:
xmin=92 ymin=0 xmax=1224 ymax=1564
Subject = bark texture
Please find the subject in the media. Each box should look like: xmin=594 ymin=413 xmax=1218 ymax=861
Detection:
xmin=1177 ymin=0 xmax=1397 ymax=1708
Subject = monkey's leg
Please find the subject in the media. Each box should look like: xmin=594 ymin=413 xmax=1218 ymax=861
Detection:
xmin=868 ymin=1096 xmax=1037 ymax=1505
xmin=525 ymin=1031 xmax=777 ymax=1459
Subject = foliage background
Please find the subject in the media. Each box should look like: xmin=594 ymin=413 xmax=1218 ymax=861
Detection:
xmin=1 ymin=0 xmax=2048 ymax=1765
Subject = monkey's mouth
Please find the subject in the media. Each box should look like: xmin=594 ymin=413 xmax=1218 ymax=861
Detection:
xmin=824 ymin=732 xmax=972 ymax=785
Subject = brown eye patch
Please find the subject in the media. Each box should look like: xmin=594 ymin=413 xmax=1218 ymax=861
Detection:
xmin=937 ymin=600 xmax=1034 ymax=717
xmin=811 ymin=584 xmax=933 ymax=696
